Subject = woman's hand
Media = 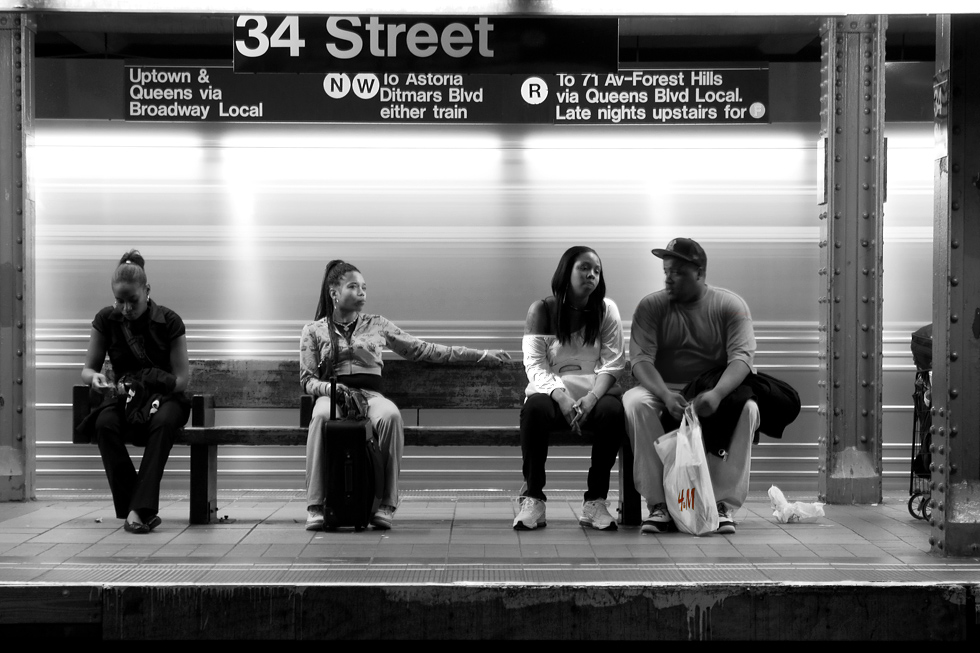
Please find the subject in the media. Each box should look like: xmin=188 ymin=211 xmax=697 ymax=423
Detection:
xmin=479 ymin=349 xmax=512 ymax=366
xmin=551 ymin=388 xmax=579 ymax=430
xmin=90 ymin=373 xmax=114 ymax=394
xmin=572 ymin=390 xmax=599 ymax=429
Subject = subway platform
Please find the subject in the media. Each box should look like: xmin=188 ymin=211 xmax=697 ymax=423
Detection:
xmin=1 ymin=489 xmax=978 ymax=640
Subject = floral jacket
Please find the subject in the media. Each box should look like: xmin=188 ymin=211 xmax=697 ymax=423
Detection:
xmin=300 ymin=313 xmax=487 ymax=396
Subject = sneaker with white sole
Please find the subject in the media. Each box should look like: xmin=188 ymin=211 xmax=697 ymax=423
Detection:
xmin=305 ymin=505 xmax=324 ymax=531
xmin=371 ymin=504 xmax=395 ymax=530
xmin=641 ymin=502 xmax=674 ymax=533
xmin=716 ymin=502 xmax=736 ymax=534
xmin=580 ymin=499 xmax=618 ymax=531
xmin=513 ymin=497 xmax=547 ymax=530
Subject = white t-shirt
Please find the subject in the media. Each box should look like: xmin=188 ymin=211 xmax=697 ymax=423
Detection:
xmin=523 ymin=297 xmax=626 ymax=400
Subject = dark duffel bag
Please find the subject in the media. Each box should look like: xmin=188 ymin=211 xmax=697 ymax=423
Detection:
xmin=911 ymin=323 xmax=933 ymax=372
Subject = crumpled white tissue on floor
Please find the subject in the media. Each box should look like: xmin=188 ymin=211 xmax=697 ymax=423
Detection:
xmin=768 ymin=485 xmax=825 ymax=524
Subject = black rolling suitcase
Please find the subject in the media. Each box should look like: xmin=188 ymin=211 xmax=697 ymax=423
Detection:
xmin=322 ymin=379 xmax=384 ymax=531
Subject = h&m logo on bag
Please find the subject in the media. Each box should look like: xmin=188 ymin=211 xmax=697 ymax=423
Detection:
xmin=677 ymin=488 xmax=696 ymax=512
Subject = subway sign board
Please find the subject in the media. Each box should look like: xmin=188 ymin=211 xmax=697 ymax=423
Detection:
xmin=125 ymin=66 xmax=770 ymax=125
xmin=233 ymin=15 xmax=619 ymax=74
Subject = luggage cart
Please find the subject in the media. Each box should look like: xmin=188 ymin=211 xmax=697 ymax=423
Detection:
xmin=908 ymin=324 xmax=932 ymax=521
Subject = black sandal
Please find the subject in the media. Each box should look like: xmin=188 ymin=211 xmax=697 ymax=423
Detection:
xmin=145 ymin=515 xmax=162 ymax=531
xmin=123 ymin=519 xmax=149 ymax=534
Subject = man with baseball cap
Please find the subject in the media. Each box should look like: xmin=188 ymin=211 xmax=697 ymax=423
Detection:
xmin=623 ymin=238 xmax=759 ymax=535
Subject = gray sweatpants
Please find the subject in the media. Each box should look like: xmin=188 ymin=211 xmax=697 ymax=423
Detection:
xmin=623 ymin=386 xmax=759 ymax=512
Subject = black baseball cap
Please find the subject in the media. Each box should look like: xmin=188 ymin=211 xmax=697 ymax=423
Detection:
xmin=652 ymin=238 xmax=707 ymax=268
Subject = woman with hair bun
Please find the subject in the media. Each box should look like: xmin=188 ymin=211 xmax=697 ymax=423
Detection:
xmin=79 ymin=250 xmax=190 ymax=534
xmin=301 ymin=260 xmax=511 ymax=531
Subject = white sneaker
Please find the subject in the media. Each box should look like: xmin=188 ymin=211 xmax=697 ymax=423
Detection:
xmin=371 ymin=505 xmax=395 ymax=530
xmin=580 ymin=499 xmax=618 ymax=531
xmin=716 ymin=502 xmax=736 ymax=534
xmin=513 ymin=497 xmax=547 ymax=530
xmin=305 ymin=505 xmax=324 ymax=531
xmin=641 ymin=502 xmax=675 ymax=534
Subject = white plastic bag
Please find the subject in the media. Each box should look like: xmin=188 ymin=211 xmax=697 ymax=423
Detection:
xmin=655 ymin=405 xmax=719 ymax=536
xmin=768 ymin=485 xmax=825 ymax=524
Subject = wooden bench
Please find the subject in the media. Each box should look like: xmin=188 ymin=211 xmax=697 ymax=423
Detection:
xmin=73 ymin=359 xmax=641 ymax=526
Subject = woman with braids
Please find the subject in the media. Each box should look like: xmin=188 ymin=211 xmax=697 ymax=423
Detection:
xmin=79 ymin=250 xmax=190 ymax=534
xmin=301 ymin=260 xmax=511 ymax=531
xmin=515 ymin=246 xmax=626 ymax=531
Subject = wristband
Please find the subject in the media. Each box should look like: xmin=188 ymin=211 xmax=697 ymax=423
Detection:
xmin=587 ymin=390 xmax=600 ymax=402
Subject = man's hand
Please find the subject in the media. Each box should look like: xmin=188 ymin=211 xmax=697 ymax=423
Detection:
xmin=693 ymin=389 xmax=722 ymax=417
xmin=664 ymin=390 xmax=689 ymax=420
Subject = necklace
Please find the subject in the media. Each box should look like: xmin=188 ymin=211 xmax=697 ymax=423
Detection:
xmin=564 ymin=300 xmax=592 ymax=313
xmin=334 ymin=314 xmax=358 ymax=338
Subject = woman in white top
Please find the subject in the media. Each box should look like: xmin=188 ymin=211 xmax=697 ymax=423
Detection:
xmin=516 ymin=246 xmax=626 ymax=531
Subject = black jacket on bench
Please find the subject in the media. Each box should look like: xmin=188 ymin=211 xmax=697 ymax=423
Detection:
xmin=658 ymin=366 xmax=801 ymax=458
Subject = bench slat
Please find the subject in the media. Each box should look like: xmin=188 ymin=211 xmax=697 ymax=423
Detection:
xmin=186 ymin=359 xmax=638 ymax=410
xmin=177 ymin=425 xmax=598 ymax=448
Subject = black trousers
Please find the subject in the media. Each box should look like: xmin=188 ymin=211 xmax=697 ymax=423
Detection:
xmin=95 ymin=399 xmax=189 ymax=520
xmin=519 ymin=392 xmax=625 ymax=502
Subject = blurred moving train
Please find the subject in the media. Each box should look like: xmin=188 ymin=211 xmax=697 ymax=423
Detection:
xmin=31 ymin=61 xmax=935 ymax=497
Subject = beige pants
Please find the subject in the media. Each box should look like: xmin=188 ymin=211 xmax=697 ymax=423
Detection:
xmin=305 ymin=391 xmax=403 ymax=509
xmin=623 ymin=386 xmax=759 ymax=511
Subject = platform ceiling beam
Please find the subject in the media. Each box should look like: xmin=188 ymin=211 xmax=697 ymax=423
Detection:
xmin=816 ymin=15 xmax=886 ymax=505
xmin=0 ymin=13 xmax=36 ymax=502
xmin=930 ymin=14 xmax=980 ymax=557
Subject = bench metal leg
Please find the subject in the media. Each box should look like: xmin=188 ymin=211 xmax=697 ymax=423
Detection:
xmin=618 ymin=437 xmax=641 ymax=526
xmin=189 ymin=444 xmax=218 ymax=525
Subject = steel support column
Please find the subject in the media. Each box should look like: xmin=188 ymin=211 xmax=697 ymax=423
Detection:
xmin=0 ymin=13 xmax=35 ymax=502
xmin=817 ymin=16 xmax=886 ymax=504
xmin=930 ymin=14 xmax=980 ymax=557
